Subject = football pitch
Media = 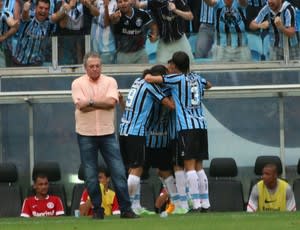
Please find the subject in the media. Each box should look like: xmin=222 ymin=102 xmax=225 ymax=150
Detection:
xmin=0 ymin=212 xmax=299 ymax=230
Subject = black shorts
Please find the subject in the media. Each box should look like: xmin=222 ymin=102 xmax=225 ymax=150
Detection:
xmin=178 ymin=129 xmax=209 ymax=161
xmin=168 ymin=139 xmax=184 ymax=167
xmin=144 ymin=148 xmax=173 ymax=171
xmin=119 ymin=135 xmax=146 ymax=168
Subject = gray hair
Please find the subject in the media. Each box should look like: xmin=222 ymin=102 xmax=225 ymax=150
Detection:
xmin=83 ymin=52 xmax=101 ymax=67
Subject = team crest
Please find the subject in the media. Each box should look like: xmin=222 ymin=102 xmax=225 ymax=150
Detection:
xmin=136 ymin=18 xmax=143 ymax=27
xmin=124 ymin=20 xmax=129 ymax=26
xmin=47 ymin=202 xmax=55 ymax=209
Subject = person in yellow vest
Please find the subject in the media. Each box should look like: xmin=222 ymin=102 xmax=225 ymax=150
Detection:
xmin=80 ymin=168 xmax=120 ymax=216
xmin=247 ymin=163 xmax=296 ymax=212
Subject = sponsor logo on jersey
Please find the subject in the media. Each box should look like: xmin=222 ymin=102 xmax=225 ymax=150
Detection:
xmin=47 ymin=202 xmax=55 ymax=209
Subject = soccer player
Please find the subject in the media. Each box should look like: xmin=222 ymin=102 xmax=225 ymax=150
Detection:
xmin=145 ymin=51 xmax=212 ymax=212
xmin=119 ymin=64 xmax=175 ymax=215
xmin=20 ymin=173 xmax=65 ymax=217
xmin=247 ymin=163 xmax=296 ymax=212
xmin=144 ymin=85 xmax=188 ymax=214
xmin=79 ymin=167 xmax=120 ymax=216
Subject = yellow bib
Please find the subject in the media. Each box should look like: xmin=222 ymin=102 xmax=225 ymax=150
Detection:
xmin=257 ymin=179 xmax=287 ymax=211
xmin=99 ymin=184 xmax=116 ymax=216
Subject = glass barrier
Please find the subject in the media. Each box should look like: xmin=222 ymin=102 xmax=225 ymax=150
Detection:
xmin=3 ymin=31 xmax=299 ymax=68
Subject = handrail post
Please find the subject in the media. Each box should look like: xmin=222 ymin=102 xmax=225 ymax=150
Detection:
xmin=278 ymin=92 xmax=286 ymax=178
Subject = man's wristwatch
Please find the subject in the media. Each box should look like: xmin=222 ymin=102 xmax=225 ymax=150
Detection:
xmin=89 ymin=99 xmax=94 ymax=107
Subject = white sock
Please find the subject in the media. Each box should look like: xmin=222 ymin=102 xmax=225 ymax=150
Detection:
xmin=174 ymin=170 xmax=189 ymax=209
xmin=127 ymin=174 xmax=141 ymax=209
xmin=164 ymin=176 xmax=180 ymax=205
xmin=186 ymin=170 xmax=201 ymax=209
xmin=197 ymin=169 xmax=210 ymax=209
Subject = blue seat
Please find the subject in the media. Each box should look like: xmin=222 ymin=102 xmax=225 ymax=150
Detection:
xmin=145 ymin=38 xmax=158 ymax=64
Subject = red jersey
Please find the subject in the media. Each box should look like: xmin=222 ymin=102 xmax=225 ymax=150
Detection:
xmin=21 ymin=195 xmax=65 ymax=217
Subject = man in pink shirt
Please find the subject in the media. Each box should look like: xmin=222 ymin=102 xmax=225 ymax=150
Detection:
xmin=71 ymin=52 xmax=138 ymax=219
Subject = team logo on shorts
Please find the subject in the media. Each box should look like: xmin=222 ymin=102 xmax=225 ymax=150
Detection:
xmin=136 ymin=18 xmax=142 ymax=27
xmin=47 ymin=202 xmax=55 ymax=209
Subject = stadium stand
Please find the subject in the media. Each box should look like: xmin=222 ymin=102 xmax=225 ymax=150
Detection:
xmin=0 ymin=162 xmax=23 ymax=217
xmin=69 ymin=165 xmax=85 ymax=216
xmin=208 ymin=157 xmax=245 ymax=211
xmin=293 ymin=159 xmax=300 ymax=210
xmin=28 ymin=161 xmax=68 ymax=214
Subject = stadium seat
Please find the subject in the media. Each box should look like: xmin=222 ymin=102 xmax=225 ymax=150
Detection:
xmin=70 ymin=164 xmax=85 ymax=216
xmin=248 ymin=155 xmax=283 ymax=199
xmin=0 ymin=162 xmax=23 ymax=217
xmin=140 ymin=180 xmax=157 ymax=212
xmin=293 ymin=159 xmax=300 ymax=210
xmin=28 ymin=161 xmax=68 ymax=214
xmin=208 ymin=157 xmax=245 ymax=211
xmin=145 ymin=38 xmax=158 ymax=64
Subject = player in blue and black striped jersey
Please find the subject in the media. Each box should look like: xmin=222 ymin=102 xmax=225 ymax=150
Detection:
xmin=143 ymin=86 xmax=186 ymax=214
xmin=145 ymin=51 xmax=212 ymax=212
xmin=119 ymin=65 xmax=175 ymax=215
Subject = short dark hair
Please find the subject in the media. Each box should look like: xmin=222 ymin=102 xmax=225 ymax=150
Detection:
xmin=263 ymin=163 xmax=278 ymax=174
xmin=168 ymin=51 xmax=190 ymax=74
xmin=36 ymin=0 xmax=51 ymax=7
xmin=33 ymin=173 xmax=48 ymax=183
xmin=98 ymin=167 xmax=110 ymax=178
xmin=142 ymin=64 xmax=167 ymax=78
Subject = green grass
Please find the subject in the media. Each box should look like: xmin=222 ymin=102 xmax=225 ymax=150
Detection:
xmin=1 ymin=212 xmax=300 ymax=230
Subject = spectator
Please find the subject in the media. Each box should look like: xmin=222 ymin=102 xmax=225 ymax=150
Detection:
xmin=142 ymin=0 xmax=194 ymax=63
xmin=249 ymin=0 xmax=300 ymax=61
xmin=0 ymin=0 xmax=19 ymax=67
xmin=12 ymin=0 xmax=70 ymax=66
xmin=119 ymin=64 xmax=174 ymax=215
xmin=247 ymin=163 xmax=296 ymax=212
xmin=203 ymin=0 xmax=251 ymax=62
xmin=57 ymin=0 xmax=99 ymax=65
xmin=111 ymin=0 xmax=156 ymax=64
xmin=246 ymin=0 xmax=269 ymax=61
xmin=144 ymin=51 xmax=212 ymax=212
xmin=195 ymin=0 xmax=214 ymax=58
xmin=90 ymin=0 xmax=117 ymax=64
xmin=20 ymin=173 xmax=65 ymax=217
xmin=79 ymin=168 xmax=120 ymax=216
xmin=71 ymin=52 xmax=138 ymax=219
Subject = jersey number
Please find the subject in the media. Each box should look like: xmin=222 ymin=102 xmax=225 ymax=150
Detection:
xmin=191 ymin=82 xmax=200 ymax=106
xmin=126 ymin=88 xmax=137 ymax=107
